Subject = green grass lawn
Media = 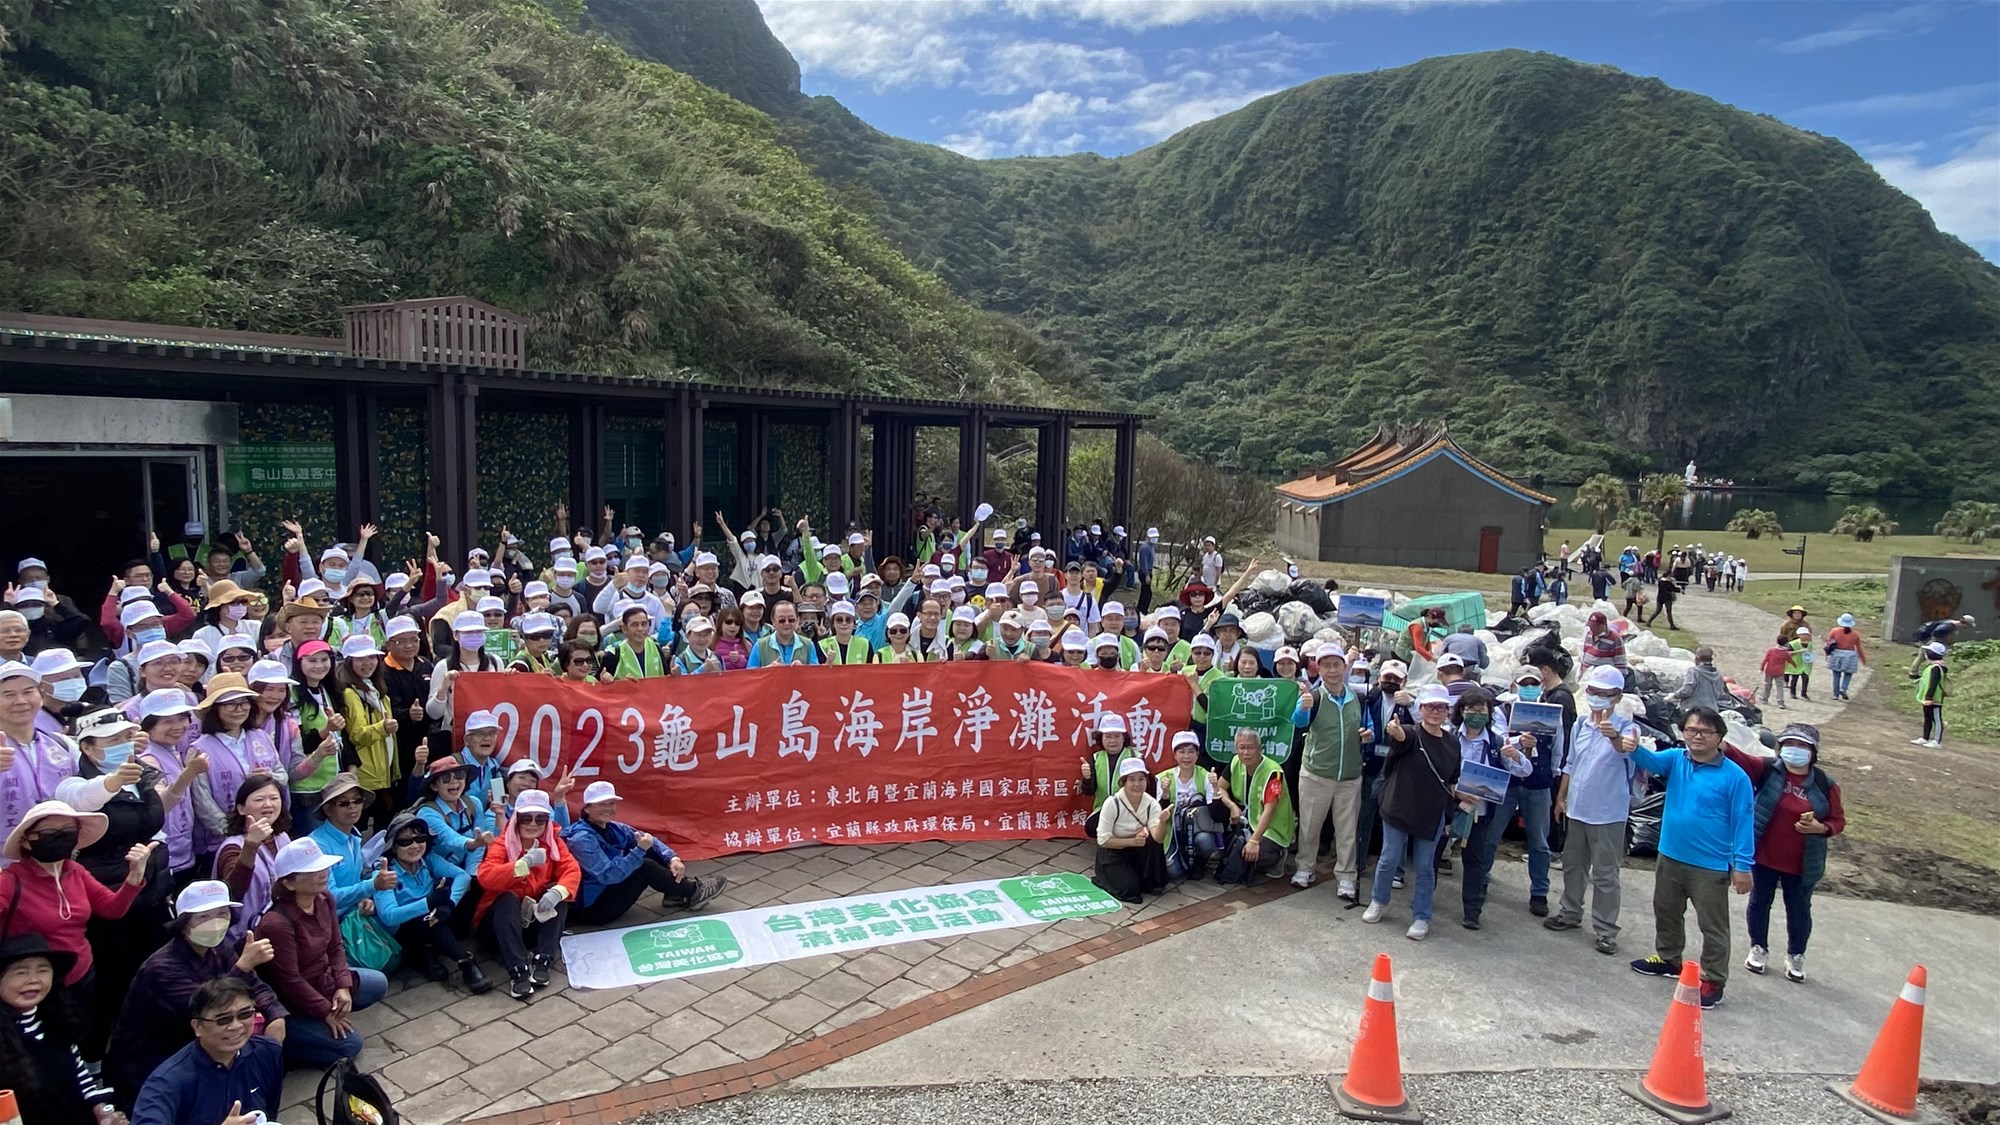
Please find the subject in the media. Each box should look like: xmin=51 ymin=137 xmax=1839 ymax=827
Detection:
xmin=1544 ymin=526 xmax=1979 ymax=575
xmin=1738 ymin=579 xmax=1889 ymax=637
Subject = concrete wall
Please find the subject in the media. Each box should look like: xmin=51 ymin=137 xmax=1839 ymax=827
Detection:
xmin=0 ymin=393 xmax=239 ymax=446
xmin=1274 ymin=502 xmax=1320 ymax=560
xmin=1884 ymin=555 xmax=2000 ymax=643
xmin=1301 ymin=455 xmax=1545 ymax=571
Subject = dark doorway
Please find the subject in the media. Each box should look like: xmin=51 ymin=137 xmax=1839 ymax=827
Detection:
xmin=1 ymin=456 xmax=148 ymax=615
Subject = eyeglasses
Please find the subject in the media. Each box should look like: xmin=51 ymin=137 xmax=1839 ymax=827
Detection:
xmin=888 ymin=628 xmax=908 ymax=635
xmin=1682 ymin=726 xmax=1720 ymax=737
xmin=198 ymin=1007 xmax=260 ymax=1027
xmin=567 ymin=656 xmax=595 ymax=666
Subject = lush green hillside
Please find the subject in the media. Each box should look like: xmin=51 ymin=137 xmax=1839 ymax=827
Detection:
xmin=606 ymin=2 xmax=2000 ymax=496
xmin=0 ymin=0 xmax=1083 ymax=403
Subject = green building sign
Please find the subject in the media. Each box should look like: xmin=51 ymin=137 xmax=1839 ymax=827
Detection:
xmin=226 ymin=443 xmax=337 ymax=494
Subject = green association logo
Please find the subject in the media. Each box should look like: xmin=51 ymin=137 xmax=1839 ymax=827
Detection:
xmin=998 ymin=873 xmax=1120 ymax=921
xmin=621 ymin=919 xmax=744 ymax=978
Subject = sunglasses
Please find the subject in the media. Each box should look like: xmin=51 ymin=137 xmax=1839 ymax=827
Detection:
xmin=568 ymin=656 xmax=595 ymax=666
xmin=1144 ymin=643 xmax=1167 ymax=651
xmin=516 ymin=813 xmax=550 ymax=824
xmin=327 ymin=796 xmax=367 ymax=809
xmin=198 ymin=1007 xmax=261 ymax=1027
xmin=888 ymin=628 xmax=909 ymax=635
xmin=394 ymin=836 xmax=429 ymax=848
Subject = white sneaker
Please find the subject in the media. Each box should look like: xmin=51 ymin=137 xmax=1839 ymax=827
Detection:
xmin=1745 ymin=944 xmax=1767 ymax=974
xmin=1362 ymin=901 xmax=1384 ymax=924
xmin=1785 ymin=954 xmax=1806 ymax=983
xmin=1406 ymin=919 xmax=1430 ymax=941
xmin=1924 ymin=739 xmax=1943 ymax=748
xmin=1337 ymin=878 xmax=1357 ymax=900
xmin=1911 ymin=737 xmax=1930 ymax=745
xmin=1290 ymin=870 xmax=1315 ymax=889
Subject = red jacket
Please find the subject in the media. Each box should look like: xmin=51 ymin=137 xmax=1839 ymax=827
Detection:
xmin=1760 ymin=645 xmax=1792 ymax=678
xmin=474 ymin=831 xmax=581 ymax=925
xmin=0 ymin=860 xmax=142 ymax=984
xmin=252 ymin=893 xmax=354 ymax=1021
xmin=97 ymin=590 xmax=198 ymax=648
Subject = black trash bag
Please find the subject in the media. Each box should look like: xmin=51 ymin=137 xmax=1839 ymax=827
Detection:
xmin=1626 ymin=791 xmax=1664 ymax=858
xmin=1287 ymin=580 xmax=1336 ymax=615
xmin=1490 ymin=615 xmax=1531 ymax=639
xmin=1628 ymin=667 xmax=1664 ymax=695
xmin=318 ymin=1056 xmax=399 ymax=1125
xmin=1641 ymin=693 xmax=1681 ymax=732
xmin=1232 ymin=590 xmax=1285 ymax=618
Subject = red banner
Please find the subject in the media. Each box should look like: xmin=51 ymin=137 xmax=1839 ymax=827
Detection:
xmin=454 ymin=665 xmax=1192 ymax=860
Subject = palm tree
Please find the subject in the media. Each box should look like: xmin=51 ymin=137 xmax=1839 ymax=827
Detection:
xmin=1637 ymin=472 xmax=1687 ymax=563
xmin=1935 ymin=501 xmax=2000 ymax=543
xmin=1572 ymin=473 xmax=1629 ymax=533
xmin=1611 ymin=508 xmax=1661 ymax=539
xmin=1724 ymin=508 xmax=1784 ymax=540
xmin=1830 ymin=505 xmax=1898 ymax=542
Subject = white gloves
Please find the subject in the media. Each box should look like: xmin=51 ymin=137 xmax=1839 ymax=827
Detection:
xmin=532 ymin=884 xmax=567 ymax=922
xmin=524 ymin=846 xmax=547 ymax=868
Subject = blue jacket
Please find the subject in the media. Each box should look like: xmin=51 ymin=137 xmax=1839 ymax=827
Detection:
xmin=1629 ymin=746 xmax=1755 ymax=873
xmin=308 ymin=821 xmax=385 ymax=916
xmin=563 ymin=818 xmax=679 ymax=907
xmin=131 ymin=1035 xmax=285 ymax=1125
xmin=415 ymin=797 xmax=496 ymax=869
xmin=371 ymin=851 xmax=472 ymax=928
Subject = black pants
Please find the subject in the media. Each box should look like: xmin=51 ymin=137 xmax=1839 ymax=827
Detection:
xmin=569 ymin=860 xmax=699 ymax=927
xmin=84 ymin=900 xmax=170 ymax=1059
xmin=1137 ymin=575 xmax=1153 ymax=614
xmin=1093 ymin=841 xmax=1168 ymax=902
xmin=1647 ymin=602 xmax=1677 ymax=629
xmin=480 ymin=893 xmax=569 ymax=972
xmin=395 ymin=915 xmax=470 ymax=964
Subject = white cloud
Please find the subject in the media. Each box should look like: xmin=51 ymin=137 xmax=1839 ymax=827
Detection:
xmin=1774 ymin=3 xmax=1944 ymax=53
xmin=1870 ymin=127 xmax=2000 ymax=245
xmin=978 ymin=40 xmax=1143 ymax=95
xmin=1794 ymin=82 xmax=2000 ymax=118
xmin=757 ymin=1 xmax=972 ymax=89
xmin=946 ymin=90 xmax=1092 ymax=155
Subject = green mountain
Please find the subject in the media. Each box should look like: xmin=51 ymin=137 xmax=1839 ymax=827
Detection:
xmin=615 ymin=1 xmax=2000 ymax=497
xmin=0 ymin=0 xmax=1083 ymax=404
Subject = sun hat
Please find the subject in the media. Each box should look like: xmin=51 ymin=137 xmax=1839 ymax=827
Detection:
xmin=338 ymin=634 xmax=383 ymax=660
xmin=1775 ymin=722 xmax=1820 ymax=750
xmin=2 ymin=800 xmax=108 ymax=861
xmin=272 ymin=837 xmax=341 ymax=881
xmin=1116 ymin=757 xmax=1149 ymax=780
xmin=196 ymin=672 xmax=258 ymax=710
xmin=138 ymin=689 xmax=195 ymax=722
xmin=316 ymin=772 xmax=366 ymax=805
xmin=202 ymin=580 xmax=253 ymax=606
xmin=1837 ymin=613 xmax=1856 ymax=628
xmin=0 ymin=934 xmax=76 ymax=981
xmin=582 ymin=780 xmax=621 ymax=805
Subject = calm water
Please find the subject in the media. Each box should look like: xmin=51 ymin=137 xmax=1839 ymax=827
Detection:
xmin=1541 ymin=486 xmax=1952 ymax=534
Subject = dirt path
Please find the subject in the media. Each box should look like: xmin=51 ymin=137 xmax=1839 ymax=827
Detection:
xmin=1668 ymin=585 xmax=1869 ymax=727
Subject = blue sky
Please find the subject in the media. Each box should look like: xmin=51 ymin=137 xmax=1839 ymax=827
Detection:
xmin=755 ymin=0 xmax=2000 ymax=259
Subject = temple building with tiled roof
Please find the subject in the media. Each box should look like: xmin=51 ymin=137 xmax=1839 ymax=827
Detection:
xmin=1275 ymin=423 xmax=1553 ymax=573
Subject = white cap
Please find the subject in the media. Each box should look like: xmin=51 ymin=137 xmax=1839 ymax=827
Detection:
xmin=135 ymin=640 xmax=182 ymax=666
xmin=760 ymin=555 xmax=783 ymax=571
xmin=1584 ymin=666 xmax=1626 ymax=692
xmin=741 ymin=591 xmax=765 ymax=607
xmin=520 ymin=613 xmax=557 ymax=636
xmin=1090 ymin=523 xmax=1102 ymax=534
xmin=1155 ymin=604 xmax=1181 ymax=620
xmin=1415 ymin=684 xmax=1452 ymax=707
xmin=1116 ymin=756 xmax=1148 ymax=779
xmin=1093 ymin=633 xmax=1121 ymax=651
xmin=12 ymin=585 xmax=45 ymax=605
xmin=248 ymin=659 xmax=292 ymax=686
xmin=0 ymin=661 xmax=39 ymax=685
xmin=320 ymin=546 xmax=349 ymax=563
xmin=1097 ymin=713 xmax=1128 ymax=733
xmin=523 ymin=581 xmax=549 ymax=599
xmin=179 ymin=638 xmax=213 ymax=660
xmin=1436 ymin=653 xmax=1466 ymax=670
xmin=16 ymin=557 xmax=46 ymax=573
xmin=139 ymin=688 xmax=194 ymax=721
xmin=999 ymin=610 xmax=1024 ymax=629
xmin=685 ymin=615 xmax=715 ymax=633
xmin=1112 ymin=526 xmax=1126 ymax=537
xmin=847 ymin=532 xmax=866 ymax=545
xmin=928 ymin=580 xmax=951 ymax=595
xmin=820 ymin=541 xmax=843 ymax=557
xmin=1189 ymin=634 xmax=1218 ymax=652
xmin=828 ymin=601 xmax=856 ymax=619
xmin=173 ymin=880 xmax=241 ymax=918
xmin=921 ymin=564 xmax=942 ymax=578
xmin=693 ymin=552 xmax=719 ymax=569
xmin=1146 ymin=528 xmax=1159 ymax=539
xmin=622 ymin=555 xmax=649 ymax=572
xmin=1172 ymin=730 xmax=1200 ymax=750
xmin=1378 ymin=659 xmax=1409 ymax=679
xmin=1101 ymin=601 xmax=1125 ymax=616
xmin=464 ymin=709 xmax=500 ymax=732
xmin=1515 ymin=666 xmax=1543 ymax=684
xmin=1028 ymin=619 xmax=1053 ymax=636
xmin=512 ymin=789 xmax=554 ymax=817
xmin=553 ymin=559 xmax=578 ymax=575
xmin=215 ymin=633 xmax=257 ymax=656
xmin=29 ymin=649 xmax=83 ymax=677
xmin=299 ymin=578 xmax=330 ymax=601
xmin=1924 ymin=641 xmax=1948 ymax=656
xmin=1275 ymin=645 xmax=1299 ymax=664
xmin=985 ymin=582 xmax=1009 ymax=599
xmin=549 ymin=536 xmax=572 ymax=554
xmin=506 ymin=757 xmax=542 ymax=777
xmin=646 ymin=562 xmax=671 ymax=578
xmin=120 ymin=601 xmax=163 ymax=628
xmin=581 ymin=780 xmax=621 ymax=805
xmin=119 ymin=586 xmax=152 ymax=607
xmin=476 ymin=596 xmax=506 ymax=615
xmin=273 ymin=837 xmax=342 ymax=880
xmin=737 ymin=529 xmax=757 ymax=543
xmin=462 ymin=568 xmax=492 ymax=586
xmin=974 ymin=502 xmax=995 ymax=522
xmin=1060 ymin=631 xmax=1088 ymax=652
xmin=1143 ymin=626 xmax=1168 ymax=644
xmin=885 ymin=612 xmax=910 ymax=631
xmin=952 ymin=605 xmax=979 ymax=623
xmin=339 ymin=634 xmax=384 ymax=660
xmin=584 ymin=546 xmax=607 ymax=563
xmin=826 ymin=573 xmax=850 ymax=597
xmin=385 ymin=615 xmax=420 ymax=641
xmin=384 ymin=573 xmax=411 ymax=592
xmin=453 ymin=610 xmax=486 ymax=633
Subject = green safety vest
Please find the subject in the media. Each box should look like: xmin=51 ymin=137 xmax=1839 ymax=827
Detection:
xmin=611 ymin=638 xmax=665 ymax=680
xmin=1190 ymin=664 xmax=1223 ymax=723
xmin=1091 ymin=747 xmax=1143 ymax=810
xmin=818 ymin=635 xmax=873 ymax=665
xmin=1154 ymin=767 xmax=1210 ymax=850
xmin=753 ymin=634 xmax=817 ymax=667
xmin=1229 ymin=753 xmax=1296 ymax=848
xmin=1300 ymin=684 xmax=1366 ymax=782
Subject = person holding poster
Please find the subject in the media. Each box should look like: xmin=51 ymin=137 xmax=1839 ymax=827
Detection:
xmin=1213 ymin=728 xmax=1295 ymax=885
xmin=1092 ymin=757 xmax=1169 ymax=903
xmin=1449 ymin=689 xmax=1532 ymax=930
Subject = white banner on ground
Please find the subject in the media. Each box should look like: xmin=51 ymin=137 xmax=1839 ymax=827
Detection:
xmin=560 ymin=872 xmax=1122 ymax=989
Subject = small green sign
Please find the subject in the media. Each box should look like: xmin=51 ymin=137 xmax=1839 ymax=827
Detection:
xmin=484 ymin=628 xmax=519 ymax=665
xmin=621 ymin=919 xmax=744 ymax=978
xmin=226 ymin=443 xmax=337 ymax=494
xmin=1204 ymin=676 xmax=1301 ymax=763
xmin=998 ymin=873 xmax=1120 ymax=921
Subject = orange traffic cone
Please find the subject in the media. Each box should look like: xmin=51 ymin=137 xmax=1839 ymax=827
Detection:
xmin=1622 ymin=960 xmax=1732 ymax=1123
xmin=1330 ymin=953 xmax=1423 ymax=1123
xmin=0 ymin=1088 xmax=21 ymax=1125
xmin=1829 ymin=966 xmax=1942 ymax=1124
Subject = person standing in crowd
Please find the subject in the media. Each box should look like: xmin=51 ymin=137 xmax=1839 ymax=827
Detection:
xmin=1760 ymin=635 xmax=1792 ymax=711
xmin=1725 ymin=722 xmax=1843 ymax=985
xmin=337 ymin=634 xmax=405 ymax=818
xmin=563 ymin=781 xmax=725 ymax=925
xmin=1545 ymin=666 xmax=1638 ymax=955
xmin=1289 ymin=647 xmax=1370 ymax=901
xmin=253 ymin=837 xmax=389 ymax=1067
xmin=749 ymin=602 xmax=821 ymax=667
xmin=1214 ymin=727 xmax=1295 ymax=886
xmin=476 ymin=789 xmax=578 ymax=1000
xmin=1 ymin=660 xmax=85 ymax=845
xmin=129 ymin=976 xmax=286 ymax=1125
xmin=1463 ymin=667 xmax=1562 ymax=924
xmin=0 ymin=801 xmax=155 ymax=1022
xmin=378 ymin=616 xmax=433 ymax=794
xmin=1091 ymin=757 xmax=1169 ymax=903
xmin=0 ymin=934 xmax=119 ymax=1125
xmin=1627 ymin=705 xmax=1755 ymax=1009
xmin=1362 ymin=684 xmax=1462 ymax=941
xmin=188 ymin=672 xmax=288 ymax=866
xmin=211 ymin=775 xmax=293 ymax=944
xmin=1453 ymin=688 xmax=1535 ymax=930
xmin=1913 ymin=641 xmax=1949 ymax=747
xmin=1825 ymin=613 xmax=1866 ymax=701
xmin=1785 ymin=626 xmax=1814 ymax=701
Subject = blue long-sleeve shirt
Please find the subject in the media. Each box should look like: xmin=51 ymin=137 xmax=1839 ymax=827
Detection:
xmin=563 ymin=818 xmax=678 ymax=907
xmin=415 ymin=797 xmax=496 ymax=869
xmin=371 ymin=851 xmax=471 ymax=928
xmin=308 ymin=820 xmax=386 ymax=916
xmin=131 ymin=1036 xmax=285 ymax=1125
xmin=1628 ymin=746 xmax=1755 ymax=873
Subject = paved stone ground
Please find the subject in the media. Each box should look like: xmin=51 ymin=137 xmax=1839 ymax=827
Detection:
xmin=273 ymin=837 xmax=1228 ymax=1125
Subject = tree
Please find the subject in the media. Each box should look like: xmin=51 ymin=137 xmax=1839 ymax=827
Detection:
xmin=1066 ymin=433 xmax=1270 ymax=589
xmin=1572 ymin=473 xmax=1630 ymax=533
xmin=1611 ymin=508 xmax=1661 ymax=539
xmin=1830 ymin=505 xmax=1898 ymax=542
xmin=1636 ymin=472 xmax=1687 ymax=562
xmin=1935 ymin=501 xmax=2000 ymax=543
xmin=1724 ymin=508 xmax=1784 ymax=539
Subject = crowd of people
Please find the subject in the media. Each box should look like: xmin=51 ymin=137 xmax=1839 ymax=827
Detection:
xmin=0 ymin=505 xmax=1860 ymax=1124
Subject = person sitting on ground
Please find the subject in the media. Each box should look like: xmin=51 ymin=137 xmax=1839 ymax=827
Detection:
xmin=475 ymin=789 xmax=579 ymax=1000
xmin=129 ymin=977 xmax=286 ymax=1125
xmin=0 ymin=933 xmax=118 ymax=1125
xmin=413 ymin=754 xmax=497 ymax=874
xmin=373 ymin=812 xmax=490 ymax=994
xmin=1671 ymin=647 xmax=1732 ymax=714
xmin=1092 ymin=757 xmax=1169 ymax=903
xmin=563 ymin=781 xmax=726 ymax=926
xmin=1156 ymin=731 xmax=1222 ymax=881
xmin=1212 ymin=727 xmax=1296 ymax=886
xmin=106 ymin=881 xmax=287 ymax=1112
xmin=252 ymin=837 xmax=389 ymax=1067
xmin=1626 ymin=704 xmax=1754 ymax=1010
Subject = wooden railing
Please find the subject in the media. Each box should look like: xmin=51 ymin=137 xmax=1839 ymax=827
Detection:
xmin=342 ymin=297 xmax=524 ymax=369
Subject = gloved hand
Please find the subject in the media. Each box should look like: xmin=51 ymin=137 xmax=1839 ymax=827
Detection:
xmin=523 ymin=846 xmax=547 ymax=868
xmin=426 ymin=881 xmax=454 ymax=911
xmin=532 ymin=884 xmax=567 ymax=922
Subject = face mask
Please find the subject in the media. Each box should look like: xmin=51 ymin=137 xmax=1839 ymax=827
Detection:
xmin=1778 ymin=746 xmax=1812 ymax=768
xmin=186 ymin=917 xmax=231 ymax=949
xmin=651 ymin=578 xmax=672 ymax=590
xmin=323 ymin=568 xmax=347 ymax=584
xmin=1516 ymin=684 xmax=1542 ymax=702
xmin=457 ymin=632 xmax=485 ymax=651
xmin=1462 ymin=712 xmax=1490 ymax=731
xmin=969 ymin=568 xmax=988 ymax=582
xmin=51 ymin=679 xmax=86 ymax=702
xmin=134 ymin=626 xmax=166 ymax=646
xmin=19 ymin=605 xmax=43 ymax=622
xmin=555 ymin=576 xmax=575 ymax=591
xmin=438 ymin=573 xmax=456 ymax=588
xmin=1586 ymin=692 xmax=1618 ymax=712
xmin=626 ymin=538 xmax=644 ymax=552
xmin=1349 ymin=675 xmax=1369 ymax=690
xmin=100 ymin=739 xmax=135 ymax=770
xmin=26 ymin=827 xmax=78 ymax=862
xmin=224 ymin=603 xmax=249 ymax=621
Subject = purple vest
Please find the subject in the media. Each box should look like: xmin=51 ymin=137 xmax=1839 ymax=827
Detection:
xmin=191 ymin=730 xmax=287 ymax=856
xmin=0 ymin=729 xmax=77 ymax=847
xmin=216 ymin=831 xmax=288 ymax=942
xmin=141 ymin=740 xmax=197 ymax=873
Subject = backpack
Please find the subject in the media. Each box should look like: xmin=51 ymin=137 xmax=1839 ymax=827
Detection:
xmin=317 ymin=1056 xmax=400 ymax=1125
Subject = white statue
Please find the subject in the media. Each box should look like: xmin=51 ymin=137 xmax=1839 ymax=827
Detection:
xmin=1684 ymin=460 xmax=1697 ymax=484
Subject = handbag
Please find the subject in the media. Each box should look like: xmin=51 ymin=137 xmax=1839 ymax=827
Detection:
xmin=316 ymin=1056 xmax=400 ymax=1125
xmin=338 ymin=909 xmax=403 ymax=974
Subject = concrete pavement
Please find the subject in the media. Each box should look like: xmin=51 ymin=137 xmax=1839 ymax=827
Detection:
xmin=803 ymin=857 xmax=2000 ymax=1088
